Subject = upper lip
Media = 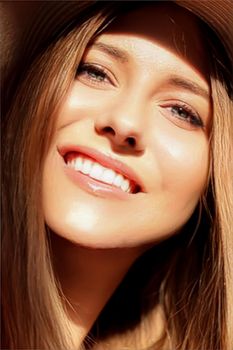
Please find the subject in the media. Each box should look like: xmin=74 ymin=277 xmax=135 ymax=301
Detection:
xmin=57 ymin=144 xmax=145 ymax=192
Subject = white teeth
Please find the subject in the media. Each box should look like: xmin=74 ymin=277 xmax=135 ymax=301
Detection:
xmin=68 ymin=159 xmax=76 ymax=169
xmin=66 ymin=156 xmax=134 ymax=193
xmin=82 ymin=159 xmax=93 ymax=174
xmin=89 ymin=163 xmax=103 ymax=181
xmin=101 ymin=169 xmax=116 ymax=184
xmin=121 ymin=179 xmax=130 ymax=192
xmin=74 ymin=157 xmax=83 ymax=171
xmin=113 ymin=174 xmax=124 ymax=187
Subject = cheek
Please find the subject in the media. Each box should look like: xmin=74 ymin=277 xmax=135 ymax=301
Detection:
xmin=56 ymin=83 xmax=113 ymax=128
xmin=151 ymin=125 xmax=209 ymax=209
xmin=42 ymin=150 xmax=100 ymax=242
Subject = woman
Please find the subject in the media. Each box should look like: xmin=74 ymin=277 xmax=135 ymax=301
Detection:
xmin=2 ymin=1 xmax=233 ymax=349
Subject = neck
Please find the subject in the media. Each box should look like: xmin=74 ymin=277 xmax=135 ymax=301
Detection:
xmin=50 ymin=233 xmax=144 ymax=347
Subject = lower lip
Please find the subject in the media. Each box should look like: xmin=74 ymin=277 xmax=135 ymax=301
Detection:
xmin=63 ymin=162 xmax=134 ymax=200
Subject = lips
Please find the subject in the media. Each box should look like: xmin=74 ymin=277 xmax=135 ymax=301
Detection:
xmin=57 ymin=145 xmax=144 ymax=194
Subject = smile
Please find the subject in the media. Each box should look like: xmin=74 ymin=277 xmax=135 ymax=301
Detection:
xmin=66 ymin=154 xmax=135 ymax=193
xmin=58 ymin=145 xmax=143 ymax=197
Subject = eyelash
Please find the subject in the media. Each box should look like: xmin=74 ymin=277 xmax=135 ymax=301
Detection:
xmin=76 ymin=63 xmax=204 ymax=128
xmin=165 ymin=103 xmax=204 ymax=128
xmin=76 ymin=63 xmax=113 ymax=86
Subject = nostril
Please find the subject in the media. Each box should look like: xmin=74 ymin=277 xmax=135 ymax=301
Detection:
xmin=99 ymin=127 xmax=137 ymax=148
xmin=102 ymin=126 xmax=115 ymax=135
xmin=127 ymin=137 xmax=136 ymax=147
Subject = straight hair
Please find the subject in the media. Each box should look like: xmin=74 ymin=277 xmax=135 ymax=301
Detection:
xmin=2 ymin=2 xmax=232 ymax=349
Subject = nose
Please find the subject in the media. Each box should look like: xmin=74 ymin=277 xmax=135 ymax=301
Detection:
xmin=94 ymin=102 xmax=146 ymax=152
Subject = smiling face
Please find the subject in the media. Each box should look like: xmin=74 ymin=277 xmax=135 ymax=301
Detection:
xmin=42 ymin=3 xmax=211 ymax=249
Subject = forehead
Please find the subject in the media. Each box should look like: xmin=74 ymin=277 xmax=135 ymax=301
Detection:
xmin=98 ymin=2 xmax=210 ymax=81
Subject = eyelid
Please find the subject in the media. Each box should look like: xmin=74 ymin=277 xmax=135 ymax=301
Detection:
xmin=77 ymin=62 xmax=118 ymax=87
xmin=160 ymin=100 xmax=205 ymax=129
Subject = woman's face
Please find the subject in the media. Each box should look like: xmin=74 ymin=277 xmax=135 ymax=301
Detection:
xmin=43 ymin=3 xmax=211 ymax=249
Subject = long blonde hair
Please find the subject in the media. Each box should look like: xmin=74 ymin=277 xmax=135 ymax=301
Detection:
xmin=2 ymin=2 xmax=232 ymax=349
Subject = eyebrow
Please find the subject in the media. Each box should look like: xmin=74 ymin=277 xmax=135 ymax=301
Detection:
xmin=89 ymin=42 xmax=129 ymax=63
xmin=166 ymin=75 xmax=210 ymax=100
xmin=88 ymin=42 xmax=209 ymax=100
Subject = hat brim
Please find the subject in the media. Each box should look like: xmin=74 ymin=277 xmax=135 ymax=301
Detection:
xmin=175 ymin=0 xmax=233 ymax=62
xmin=1 ymin=0 xmax=232 ymax=85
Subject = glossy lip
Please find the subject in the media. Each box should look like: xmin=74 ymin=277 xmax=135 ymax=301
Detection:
xmin=63 ymin=165 xmax=136 ymax=200
xmin=57 ymin=144 xmax=146 ymax=193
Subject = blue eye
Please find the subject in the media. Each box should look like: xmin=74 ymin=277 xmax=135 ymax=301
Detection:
xmin=76 ymin=63 xmax=112 ymax=85
xmin=168 ymin=104 xmax=204 ymax=127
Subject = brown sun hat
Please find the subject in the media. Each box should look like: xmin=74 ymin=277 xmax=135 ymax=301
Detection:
xmin=1 ymin=0 xmax=232 ymax=99
xmin=176 ymin=0 xmax=233 ymax=61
